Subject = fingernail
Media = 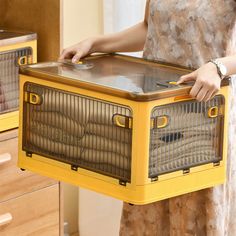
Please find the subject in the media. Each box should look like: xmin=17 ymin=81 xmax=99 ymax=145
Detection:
xmin=72 ymin=56 xmax=78 ymax=63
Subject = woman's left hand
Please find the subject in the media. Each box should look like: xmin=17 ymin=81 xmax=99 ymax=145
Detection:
xmin=177 ymin=62 xmax=221 ymax=102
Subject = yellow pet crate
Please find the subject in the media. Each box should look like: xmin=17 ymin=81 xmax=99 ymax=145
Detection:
xmin=18 ymin=54 xmax=229 ymax=204
xmin=0 ymin=29 xmax=37 ymax=132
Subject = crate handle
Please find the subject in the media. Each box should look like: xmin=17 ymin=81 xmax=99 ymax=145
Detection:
xmin=24 ymin=92 xmax=42 ymax=105
xmin=18 ymin=56 xmax=28 ymax=65
xmin=0 ymin=153 xmax=11 ymax=165
xmin=174 ymin=95 xmax=192 ymax=101
xmin=113 ymin=114 xmax=132 ymax=129
xmin=208 ymin=106 xmax=219 ymax=118
xmin=0 ymin=213 xmax=13 ymax=227
xmin=151 ymin=115 xmax=169 ymax=129
xmin=168 ymin=81 xmax=177 ymax=85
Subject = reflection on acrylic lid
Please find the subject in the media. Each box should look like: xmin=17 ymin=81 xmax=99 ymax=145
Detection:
xmin=19 ymin=54 xmax=230 ymax=101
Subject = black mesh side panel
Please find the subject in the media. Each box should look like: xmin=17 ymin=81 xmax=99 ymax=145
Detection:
xmin=0 ymin=47 xmax=32 ymax=114
xmin=149 ymin=96 xmax=225 ymax=177
xmin=23 ymin=82 xmax=132 ymax=182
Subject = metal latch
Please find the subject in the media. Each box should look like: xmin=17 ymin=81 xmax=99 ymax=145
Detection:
xmin=71 ymin=165 xmax=78 ymax=171
xmin=213 ymin=162 xmax=221 ymax=167
xmin=151 ymin=176 xmax=158 ymax=182
xmin=183 ymin=169 xmax=190 ymax=174
xmin=119 ymin=180 xmax=127 ymax=186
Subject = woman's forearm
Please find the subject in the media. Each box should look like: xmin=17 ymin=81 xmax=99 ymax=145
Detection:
xmin=91 ymin=21 xmax=148 ymax=54
xmin=60 ymin=1 xmax=150 ymax=62
xmin=217 ymin=54 xmax=236 ymax=76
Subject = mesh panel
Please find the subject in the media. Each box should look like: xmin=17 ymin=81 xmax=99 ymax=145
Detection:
xmin=149 ymin=96 xmax=225 ymax=177
xmin=23 ymin=82 xmax=132 ymax=182
xmin=0 ymin=48 xmax=32 ymax=114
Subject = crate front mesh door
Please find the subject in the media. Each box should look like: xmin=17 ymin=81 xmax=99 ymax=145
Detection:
xmin=23 ymin=82 xmax=133 ymax=182
xmin=149 ymin=96 xmax=225 ymax=178
xmin=0 ymin=48 xmax=32 ymax=115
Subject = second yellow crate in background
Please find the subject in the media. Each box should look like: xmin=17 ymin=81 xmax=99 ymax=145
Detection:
xmin=0 ymin=29 xmax=37 ymax=132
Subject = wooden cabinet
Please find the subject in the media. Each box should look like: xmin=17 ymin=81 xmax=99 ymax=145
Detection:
xmin=0 ymin=129 xmax=62 ymax=236
xmin=0 ymin=1 xmax=64 ymax=234
xmin=0 ymin=130 xmax=57 ymax=202
xmin=0 ymin=185 xmax=60 ymax=236
xmin=0 ymin=0 xmax=60 ymax=62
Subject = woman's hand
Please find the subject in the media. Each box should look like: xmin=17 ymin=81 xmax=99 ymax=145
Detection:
xmin=177 ymin=62 xmax=221 ymax=102
xmin=59 ymin=21 xmax=148 ymax=64
xmin=59 ymin=38 xmax=95 ymax=63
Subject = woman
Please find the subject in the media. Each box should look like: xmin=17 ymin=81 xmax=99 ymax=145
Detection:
xmin=60 ymin=1 xmax=236 ymax=235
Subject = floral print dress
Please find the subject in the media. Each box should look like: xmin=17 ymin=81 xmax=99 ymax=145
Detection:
xmin=120 ymin=1 xmax=236 ymax=235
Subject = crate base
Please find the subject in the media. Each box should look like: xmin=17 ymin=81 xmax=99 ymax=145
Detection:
xmin=18 ymin=154 xmax=225 ymax=205
xmin=0 ymin=111 xmax=19 ymax=132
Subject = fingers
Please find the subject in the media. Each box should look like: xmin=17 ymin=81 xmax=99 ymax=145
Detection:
xmin=59 ymin=49 xmax=81 ymax=63
xmin=195 ymin=86 xmax=208 ymax=102
xmin=72 ymin=51 xmax=83 ymax=63
xmin=202 ymin=90 xmax=215 ymax=102
xmin=177 ymin=71 xmax=196 ymax=85
xmin=58 ymin=51 xmax=65 ymax=60
xmin=59 ymin=48 xmax=76 ymax=60
xmin=59 ymin=48 xmax=83 ymax=63
xmin=202 ymin=86 xmax=220 ymax=102
xmin=177 ymin=63 xmax=221 ymax=102
xmin=190 ymin=80 xmax=220 ymax=102
xmin=189 ymin=81 xmax=203 ymax=98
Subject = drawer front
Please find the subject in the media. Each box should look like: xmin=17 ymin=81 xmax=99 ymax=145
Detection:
xmin=0 ymin=129 xmax=57 ymax=202
xmin=0 ymin=184 xmax=60 ymax=236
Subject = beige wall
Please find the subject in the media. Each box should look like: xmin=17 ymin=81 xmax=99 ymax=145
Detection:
xmin=61 ymin=0 xmax=103 ymax=235
xmin=79 ymin=189 xmax=123 ymax=236
xmin=62 ymin=0 xmax=103 ymax=48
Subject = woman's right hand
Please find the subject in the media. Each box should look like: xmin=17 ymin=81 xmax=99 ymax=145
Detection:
xmin=59 ymin=37 xmax=95 ymax=63
xmin=59 ymin=21 xmax=148 ymax=63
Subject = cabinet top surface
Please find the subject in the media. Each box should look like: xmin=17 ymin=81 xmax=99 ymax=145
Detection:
xmin=0 ymin=29 xmax=37 ymax=46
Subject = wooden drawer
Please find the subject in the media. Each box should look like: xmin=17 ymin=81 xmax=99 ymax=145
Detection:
xmin=0 ymin=184 xmax=60 ymax=236
xmin=0 ymin=129 xmax=57 ymax=202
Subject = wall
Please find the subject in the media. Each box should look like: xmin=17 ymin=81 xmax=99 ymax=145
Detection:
xmin=103 ymin=0 xmax=146 ymax=34
xmin=79 ymin=189 xmax=123 ymax=236
xmin=61 ymin=1 xmax=104 ymax=235
xmin=62 ymin=0 xmax=103 ymax=48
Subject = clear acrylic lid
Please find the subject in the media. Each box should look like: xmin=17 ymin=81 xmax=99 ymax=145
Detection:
xmin=20 ymin=54 xmax=213 ymax=101
xmin=0 ymin=29 xmax=37 ymax=46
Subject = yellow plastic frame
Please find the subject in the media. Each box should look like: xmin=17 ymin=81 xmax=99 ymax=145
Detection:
xmin=0 ymin=40 xmax=37 ymax=132
xmin=18 ymin=73 xmax=229 ymax=205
